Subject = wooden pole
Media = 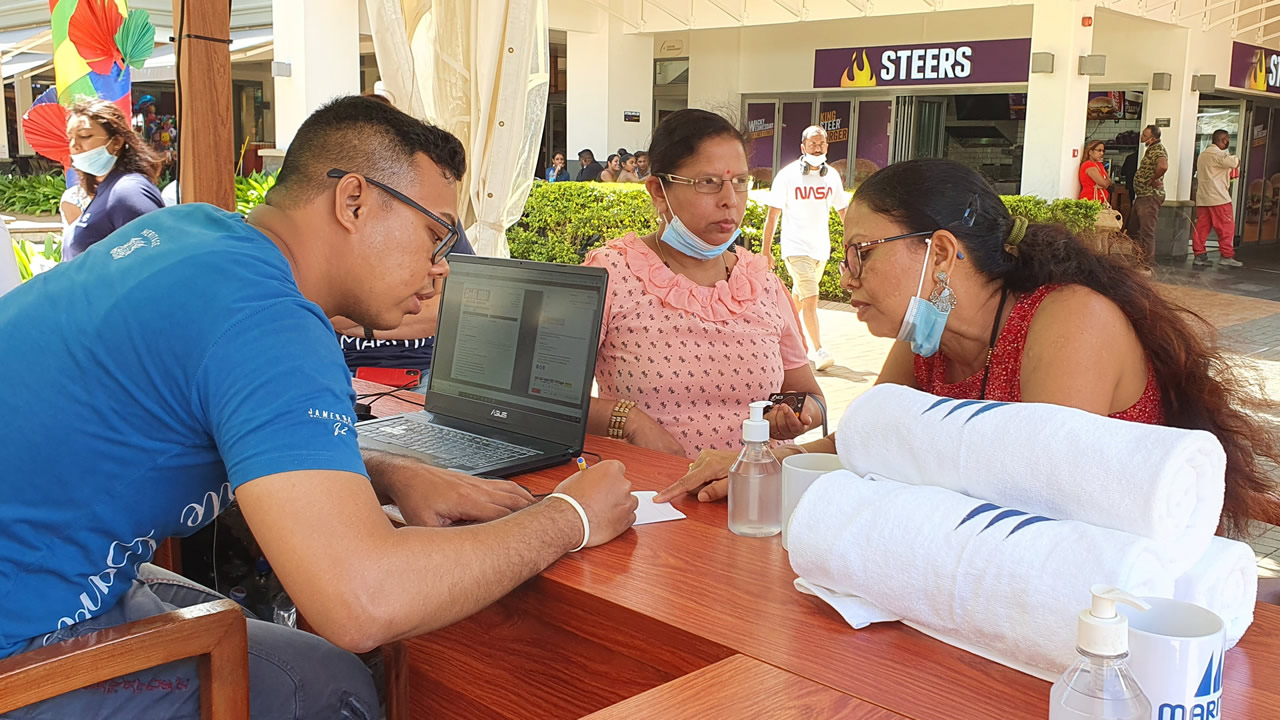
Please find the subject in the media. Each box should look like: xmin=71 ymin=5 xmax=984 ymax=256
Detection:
xmin=173 ymin=0 xmax=234 ymax=210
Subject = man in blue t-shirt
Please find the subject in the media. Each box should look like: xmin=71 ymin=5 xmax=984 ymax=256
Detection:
xmin=0 ymin=97 xmax=637 ymax=719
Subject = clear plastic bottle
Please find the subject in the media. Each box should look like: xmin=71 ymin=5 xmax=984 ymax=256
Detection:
xmin=728 ymin=400 xmax=783 ymax=537
xmin=272 ymin=591 xmax=297 ymax=629
xmin=1050 ymin=585 xmax=1153 ymax=720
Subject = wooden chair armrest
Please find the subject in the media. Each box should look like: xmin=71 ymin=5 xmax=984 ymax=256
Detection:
xmin=0 ymin=599 xmax=249 ymax=719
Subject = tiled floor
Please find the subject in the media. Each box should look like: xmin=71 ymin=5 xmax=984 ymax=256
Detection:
xmin=799 ymin=254 xmax=1280 ymax=578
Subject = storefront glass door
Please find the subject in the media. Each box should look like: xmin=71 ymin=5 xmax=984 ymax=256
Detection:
xmin=780 ymin=102 xmax=814 ymax=169
xmin=854 ymin=99 xmax=892 ymax=189
xmin=1242 ymin=107 xmax=1275 ymax=245
xmin=1193 ymin=102 xmax=1242 ymax=248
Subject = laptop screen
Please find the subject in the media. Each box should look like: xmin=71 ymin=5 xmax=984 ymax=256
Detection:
xmin=427 ymin=256 xmax=607 ymax=447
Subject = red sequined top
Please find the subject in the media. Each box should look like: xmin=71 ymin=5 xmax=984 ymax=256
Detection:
xmin=914 ymin=284 xmax=1165 ymax=424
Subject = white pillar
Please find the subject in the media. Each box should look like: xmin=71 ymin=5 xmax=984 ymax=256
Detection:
xmin=15 ymin=76 xmax=34 ymax=156
xmin=1021 ymin=0 xmax=1094 ymax=199
xmin=0 ymin=79 xmax=11 ymax=161
xmin=566 ymin=16 xmax=653 ymax=165
xmin=1143 ymin=28 xmax=1195 ymax=201
xmin=271 ymin=0 xmax=361 ymax=150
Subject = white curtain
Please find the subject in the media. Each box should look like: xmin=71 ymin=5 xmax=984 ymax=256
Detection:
xmin=366 ymin=0 xmax=549 ymax=258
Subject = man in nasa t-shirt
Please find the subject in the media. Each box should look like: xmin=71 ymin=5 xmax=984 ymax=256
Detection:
xmin=763 ymin=126 xmax=849 ymax=371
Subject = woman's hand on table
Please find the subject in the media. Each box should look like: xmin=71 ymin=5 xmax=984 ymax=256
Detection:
xmin=654 ymin=445 xmax=805 ymax=504
xmin=623 ymin=409 xmax=688 ymax=458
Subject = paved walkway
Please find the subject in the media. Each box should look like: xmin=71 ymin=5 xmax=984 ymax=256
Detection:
xmin=797 ymin=250 xmax=1280 ymax=577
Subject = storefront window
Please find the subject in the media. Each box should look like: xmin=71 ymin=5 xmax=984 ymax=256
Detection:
xmin=853 ymin=100 xmax=891 ymax=189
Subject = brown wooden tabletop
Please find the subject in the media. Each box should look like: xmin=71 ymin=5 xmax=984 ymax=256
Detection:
xmin=355 ymin=379 xmax=1280 ymax=720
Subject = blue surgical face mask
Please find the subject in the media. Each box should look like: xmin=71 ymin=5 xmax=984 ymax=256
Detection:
xmin=896 ymin=237 xmax=950 ymax=357
xmin=71 ymin=144 xmax=118 ymax=177
xmin=658 ymin=182 xmax=740 ymax=261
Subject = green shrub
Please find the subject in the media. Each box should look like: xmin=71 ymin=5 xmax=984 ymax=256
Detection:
xmin=510 ymin=182 xmax=1104 ymax=303
xmin=0 ymin=172 xmax=66 ymax=216
xmin=11 ymin=233 xmax=62 ymax=282
xmin=235 ymin=170 xmax=278 ymax=214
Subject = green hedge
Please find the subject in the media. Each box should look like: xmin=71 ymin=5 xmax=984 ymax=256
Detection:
xmin=509 ymin=181 xmax=1106 ymax=302
xmin=0 ymin=172 xmax=65 ymax=216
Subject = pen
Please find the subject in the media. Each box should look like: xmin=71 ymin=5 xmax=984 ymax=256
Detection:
xmin=575 ymin=457 xmax=589 ymax=472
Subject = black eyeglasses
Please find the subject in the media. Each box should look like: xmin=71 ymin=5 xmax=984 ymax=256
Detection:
xmin=326 ymin=168 xmax=459 ymax=263
xmin=841 ymin=231 xmax=934 ymax=280
xmin=657 ymin=173 xmax=754 ymax=194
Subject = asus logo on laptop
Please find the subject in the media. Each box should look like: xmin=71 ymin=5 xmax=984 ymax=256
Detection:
xmin=490 ymin=409 xmax=509 ymax=419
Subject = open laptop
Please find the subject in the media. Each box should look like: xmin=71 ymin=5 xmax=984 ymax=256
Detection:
xmin=356 ymin=255 xmax=608 ymax=477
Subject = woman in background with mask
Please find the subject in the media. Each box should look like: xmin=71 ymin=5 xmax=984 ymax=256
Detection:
xmin=657 ymin=159 xmax=1280 ymax=544
xmin=582 ymin=109 xmax=825 ymax=459
xmin=64 ymin=98 xmax=164 ymax=260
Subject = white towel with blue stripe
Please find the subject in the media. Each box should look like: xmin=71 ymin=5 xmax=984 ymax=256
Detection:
xmin=787 ymin=470 xmax=1176 ymax=675
xmin=1173 ymin=536 xmax=1257 ymax=648
xmin=834 ymin=385 xmax=1226 ymax=575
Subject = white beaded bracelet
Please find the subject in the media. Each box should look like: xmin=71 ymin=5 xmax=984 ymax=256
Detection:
xmin=547 ymin=493 xmax=590 ymax=552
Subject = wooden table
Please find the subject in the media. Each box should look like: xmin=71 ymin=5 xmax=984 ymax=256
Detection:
xmin=356 ymin=381 xmax=1280 ymax=720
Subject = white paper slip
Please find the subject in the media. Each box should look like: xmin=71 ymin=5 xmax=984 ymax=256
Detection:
xmin=632 ymin=491 xmax=687 ymax=525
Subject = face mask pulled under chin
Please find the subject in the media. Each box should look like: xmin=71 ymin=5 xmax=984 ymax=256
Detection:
xmin=657 ymin=182 xmax=740 ymax=261
xmin=895 ymin=237 xmax=951 ymax=357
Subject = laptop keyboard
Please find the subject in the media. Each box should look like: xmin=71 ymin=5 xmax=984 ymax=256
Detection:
xmin=360 ymin=419 xmax=538 ymax=470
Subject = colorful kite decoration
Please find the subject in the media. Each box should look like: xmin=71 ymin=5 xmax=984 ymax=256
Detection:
xmin=21 ymin=0 xmax=156 ymax=168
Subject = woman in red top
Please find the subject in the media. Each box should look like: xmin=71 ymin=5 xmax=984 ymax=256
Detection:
xmin=1078 ymin=139 xmax=1111 ymax=203
xmin=660 ymin=159 xmax=1280 ymax=542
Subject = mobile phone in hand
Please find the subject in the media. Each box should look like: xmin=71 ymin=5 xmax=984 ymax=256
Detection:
xmin=768 ymin=391 xmax=807 ymax=415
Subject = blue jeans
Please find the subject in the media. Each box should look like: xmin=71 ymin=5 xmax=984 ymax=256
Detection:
xmin=2 ymin=564 xmax=378 ymax=720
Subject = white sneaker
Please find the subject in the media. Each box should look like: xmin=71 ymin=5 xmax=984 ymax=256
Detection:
xmin=812 ymin=347 xmax=835 ymax=371
xmin=1218 ymin=257 xmax=1244 ymax=267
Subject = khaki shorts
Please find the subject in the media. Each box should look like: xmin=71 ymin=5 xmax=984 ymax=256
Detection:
xmin=784 ymin=256 xmax=824 ymax=300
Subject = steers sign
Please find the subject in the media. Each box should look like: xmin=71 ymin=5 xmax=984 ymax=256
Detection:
xmin=814 ymin=38 xmax=1032 ymax=89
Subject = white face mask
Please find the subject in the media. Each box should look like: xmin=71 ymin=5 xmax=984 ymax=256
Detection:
xmin=71 ymin=144 xmax=118 ymax=177
xmin=803 ymin=153 xmax=827 ymax=167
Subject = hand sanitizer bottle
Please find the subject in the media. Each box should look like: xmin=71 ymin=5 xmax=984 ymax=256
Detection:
xmin=1050 ymin=585 xmax=1153 ymax=720
xmin=728 ymin=400 xmax=782 ymax=537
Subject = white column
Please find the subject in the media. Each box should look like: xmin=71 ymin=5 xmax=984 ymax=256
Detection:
xmin=1021 ymin=0 xmax=1094 ymax=199
xmin=16 ymin=76 xmax=34 ymax=156
xmin=0 ymin=79 xmax=11 ymax=161
xmin=566 ymin=15 xmax=653 ymax=164
xmin=271 ymin=0 xmax=361 ymax=150
xmin=1143 ymin=29 xmax=1195 ymax=201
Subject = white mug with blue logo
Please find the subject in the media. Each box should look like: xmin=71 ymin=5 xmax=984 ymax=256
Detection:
xmin=1119 ymin=598 xmax=1226 ymax=720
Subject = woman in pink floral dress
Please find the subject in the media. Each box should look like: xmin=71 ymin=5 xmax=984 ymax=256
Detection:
xmin=584 ymin=109 xmax=826 ymax=459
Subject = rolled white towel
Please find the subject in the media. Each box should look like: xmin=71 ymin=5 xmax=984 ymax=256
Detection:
xmin=788 ymin=470 xmax=1176 ymax=675
xmin=834 ymin=384 xmax=1225 ymax=575
xmin=1174 ymin=536 xmax=1257 ymax=648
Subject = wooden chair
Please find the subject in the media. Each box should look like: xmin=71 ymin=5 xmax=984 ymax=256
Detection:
xmin=0 ymin=599 xmax=249 ymax=719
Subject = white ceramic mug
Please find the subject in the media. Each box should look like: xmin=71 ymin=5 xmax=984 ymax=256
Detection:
xmin=1119 ymin=598 xmax=1226 ymax=720
xmin=780 ymin=453 xmax=844 ymax=550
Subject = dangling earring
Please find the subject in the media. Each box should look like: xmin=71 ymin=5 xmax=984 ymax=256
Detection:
xmin=929 ymin=270 xmax=957 ymax=313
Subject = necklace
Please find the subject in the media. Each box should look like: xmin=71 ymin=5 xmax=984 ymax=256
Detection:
xmin=978 ymin=286 xmax=1012 ymax=400
xmin=654 ymin=236 xmax=731 ymax=280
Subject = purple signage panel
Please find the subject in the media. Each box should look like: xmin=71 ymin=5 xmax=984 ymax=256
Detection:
xmin=746 ymin=102 xmax=776 ymax=178
xmin=854 ymin=100 xmax=891 ymax=187
xmin=1231 ymin=41 xmax=1280 ymax=94
xmin=779 ymin=102 xmax=813 ymax=169
xmin=814 ymin=38 xmax=1031 ymax=89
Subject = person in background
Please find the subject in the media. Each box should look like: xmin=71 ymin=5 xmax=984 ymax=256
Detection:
xmin=634 ymin=151 xmax=651 ymax=180
xmin=599 ymin=154 xmax=623 ymax=183
xmin=63 ymin=98 xmax=164 ymax=260
xmin=616 ymin=153 xmax=642 ymax=183
xmin=58 ymin=184 xmax=91 ymax=250
xmin=1193 ymin=129 xmax=1243 ymax=268
xmin=576 ymin=149 xmax=604 ymax=182
xmin=545 ymin=151 xmax=570 ymax=183
xmin=762 ymin=125 xmax=849 ymax=372
xmin=583 ymin=109 xmax=825 ymax=459
xmin=333 ymin=226 xmax=475 ymax=392
xmin=658 ymin=159 xmax=1280 ymax=547
xmin=1078 ymin=139 xmax=1111 ymax=204
xmin=1132 ymin=125 xmax=1169 ymax=268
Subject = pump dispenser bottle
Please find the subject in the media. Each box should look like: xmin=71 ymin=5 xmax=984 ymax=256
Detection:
xmin=728 ymin=400 xmax=783 ymax=537
xmin=1049 ymin=585 xmax=1153 ymax=720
